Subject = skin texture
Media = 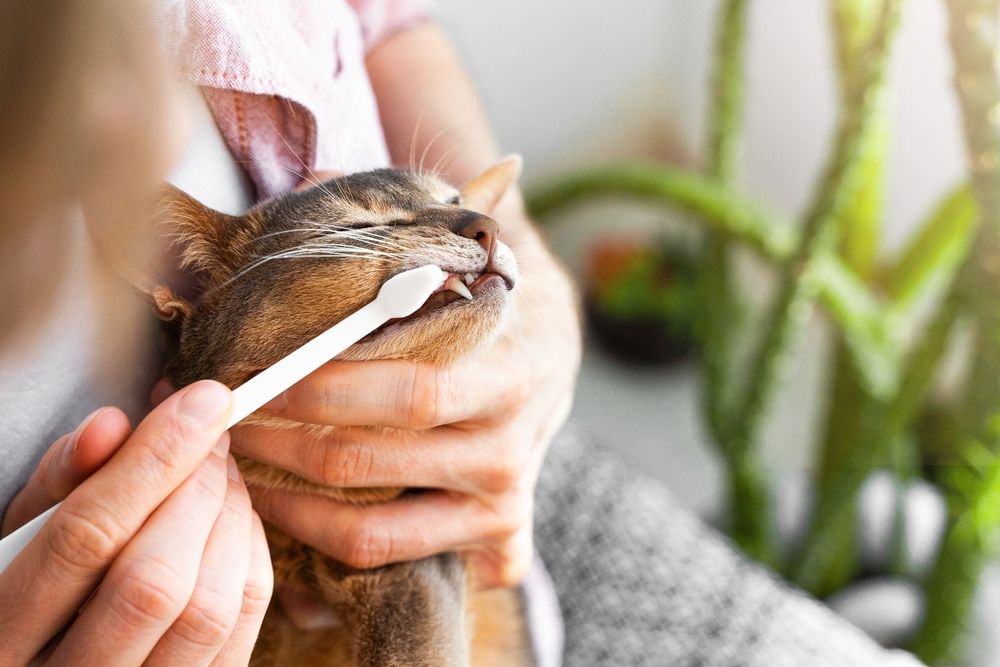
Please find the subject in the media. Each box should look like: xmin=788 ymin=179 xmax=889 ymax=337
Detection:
xmin=0 ymin=382 xmax=274 ymax=666
xmin=156 ymin=161 xmax=533 ymax=665
xmin=236 ymin=21 xmax=581 ymax=603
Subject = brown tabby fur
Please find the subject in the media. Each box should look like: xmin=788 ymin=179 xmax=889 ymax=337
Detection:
xmin=153 ymin=157 xmax=533 ymax=666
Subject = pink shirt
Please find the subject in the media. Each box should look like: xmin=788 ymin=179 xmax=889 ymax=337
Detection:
xmin=161 ymin=0 xmax=430 ymax=201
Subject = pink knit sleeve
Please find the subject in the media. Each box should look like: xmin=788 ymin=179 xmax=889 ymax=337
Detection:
xmin=345 ymin=0 xmax=434 ymax=52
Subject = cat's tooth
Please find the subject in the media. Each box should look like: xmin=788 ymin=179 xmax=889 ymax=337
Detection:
xmin=445 ymin=275 xmax=474 ymax=300
xmin=464 ymin=273 xmax=475 ymax=285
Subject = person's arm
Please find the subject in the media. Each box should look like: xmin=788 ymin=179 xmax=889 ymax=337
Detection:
xmin=236 ymin=23 xmax=581 ymax=589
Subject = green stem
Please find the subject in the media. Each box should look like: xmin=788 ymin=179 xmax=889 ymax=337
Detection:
xmin=727 ymin=0 xmax=902 ymax=462
xmin=791 ymin=279 xmax=963 ymax=589
xmin=913 ymin=439 xmax=1000 ymax=664
xmin=698 ymin=0 xmax=756 ymax=553
xmin=526 ymin=163 xmax=794 ymax=261
xmin=912 ymin=1 xmax=1000 ymax=661
xmin=699 ymin=0 xmax=747 ymax=438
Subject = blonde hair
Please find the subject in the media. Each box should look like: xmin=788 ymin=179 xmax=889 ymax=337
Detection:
xmin=0 ymin=0 xmax=183 ymax=346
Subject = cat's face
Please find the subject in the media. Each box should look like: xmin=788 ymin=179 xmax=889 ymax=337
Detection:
xmin=156 ymin=158 xmax=522 ymax=388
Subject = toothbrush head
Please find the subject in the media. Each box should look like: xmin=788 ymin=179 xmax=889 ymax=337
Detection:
xmin=376 ymin=265 xmax=449 ymax=318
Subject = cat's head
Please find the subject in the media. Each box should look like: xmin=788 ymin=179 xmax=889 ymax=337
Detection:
xmin=154 ymin=156 xmax=522 ymax=387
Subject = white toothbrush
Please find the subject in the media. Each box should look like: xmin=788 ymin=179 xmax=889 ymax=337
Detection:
xmin=0 ymin=264 xmax=448 ymax=574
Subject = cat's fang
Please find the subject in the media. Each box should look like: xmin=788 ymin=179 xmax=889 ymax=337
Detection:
xmin=444 ymin=275 xmax=474 ymax=300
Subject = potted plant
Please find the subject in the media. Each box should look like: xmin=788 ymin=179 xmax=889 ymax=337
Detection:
xmin=583 ymin=235 xmax=698 ymax=365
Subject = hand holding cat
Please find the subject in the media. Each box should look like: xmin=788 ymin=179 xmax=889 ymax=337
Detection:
xmin=0 ymin=381 xmax=273 ymax=666
xmin=237 ymin=198 xmax=581 ymax=590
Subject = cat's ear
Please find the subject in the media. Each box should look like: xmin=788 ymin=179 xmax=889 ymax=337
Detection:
xmin=149 ymin=284 xmax=191 ymax=322
xmin=460 ymin=154 xmax=523 ymax=214
xmin=156 ymin=184 xmax=244 ymax=284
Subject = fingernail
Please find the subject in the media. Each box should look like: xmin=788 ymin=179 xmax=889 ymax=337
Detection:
xmin=227 ymin=455 xmax=242 ymax=482
xmin=262 ymin=391 xmax=287 ymax=413
xmin=63 ymin=407 xmax=106 ymax=463
xmin=177 ymin=380 xmax=232 ymax=428
xmin=150 ymin=379 xmax=175 ymax=407
xmin=213 ymin=433 xmax=231 ymax=457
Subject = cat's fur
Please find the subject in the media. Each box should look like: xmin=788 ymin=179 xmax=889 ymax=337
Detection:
xmin=152 ymin=157 xmax=533 ymax=666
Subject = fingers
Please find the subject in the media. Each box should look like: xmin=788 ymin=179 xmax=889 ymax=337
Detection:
xmin=145 ymin=456 xmax=254 ymax=666
xmin=0 ymin=381 xmax=232 ymax=665
xmin=465 ymin=524 xmax=534 ymax=591
xmin=2 ymin=407 xmax=131 ymax=535
xmin=212 ymin=512 xmax=273 ymax=667
xmin=232 ymin=422 xmax=526 ymax=495
xmin=249 ymin=486 xmax=531 ymax=571
xmin=263 ymin=358 xmax=528 ymax=430
xmin=48 ymin=435 xmax=231 ymax=665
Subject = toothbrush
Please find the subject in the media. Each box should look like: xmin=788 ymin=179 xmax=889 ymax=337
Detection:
xmin=0 ymin=264 xmax=448 ymax=574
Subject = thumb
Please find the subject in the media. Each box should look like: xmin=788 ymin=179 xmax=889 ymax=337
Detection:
xmin=1 ymin=407 xmax=132 ymax=535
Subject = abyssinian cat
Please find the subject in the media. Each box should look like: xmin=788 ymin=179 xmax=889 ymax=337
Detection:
xmin=150 ymin=156 xmax=534 ymax=666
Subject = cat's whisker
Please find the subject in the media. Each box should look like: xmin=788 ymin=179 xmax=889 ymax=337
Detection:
xmin=222 ymin=241 xmax=394 ymax=288
xmin=408 ymin=105 xmax=426 ymax=175
xmin=275 ymin=163 xmax=334 ymax=198
xmin=430 ymin=143 xmax=460 ymax=180
xmin=265 ymin=118 xmax=339 ymax=200
xmin=418 ymin=125 xmax=451 ymax=178
xmin=429 ymin=122 xmax=472 ymax=178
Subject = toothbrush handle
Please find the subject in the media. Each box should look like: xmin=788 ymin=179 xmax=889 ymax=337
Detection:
xmin=0 ymin=305 xmax=390 ymax=575
xmin=0 ymin=504 xmax=57 ymax=573
xmin=226 ymin=303 xmax=388 ymax=428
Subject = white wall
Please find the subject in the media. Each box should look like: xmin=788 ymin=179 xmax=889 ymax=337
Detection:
xmin=437 ymin=0 xmax=966 ymax=251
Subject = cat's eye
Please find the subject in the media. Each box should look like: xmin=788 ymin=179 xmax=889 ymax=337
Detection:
xmin=348 ymin=222 xmax=376 ymax=230
xmin=446 ymin=194 xmax=461 ymax=206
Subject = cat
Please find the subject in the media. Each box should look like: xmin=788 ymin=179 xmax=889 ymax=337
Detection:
xmin=150 ymin=156 xmax=534 ymax=666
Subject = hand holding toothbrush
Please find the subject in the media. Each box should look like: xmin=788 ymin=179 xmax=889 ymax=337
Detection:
xmin=0 ymin=382 xmax=272 ymax=666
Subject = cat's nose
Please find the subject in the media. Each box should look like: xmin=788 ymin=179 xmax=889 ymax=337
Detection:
xmin=453 ymin=213 xmax=498 ymax=255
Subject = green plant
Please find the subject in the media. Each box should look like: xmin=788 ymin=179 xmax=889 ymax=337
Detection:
xmin=590 ymin=241 xmax=697 ymax=333
xmin=526 ymin=0 xmax=1000 ymax=662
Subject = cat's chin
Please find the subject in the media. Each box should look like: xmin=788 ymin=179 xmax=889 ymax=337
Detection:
xmin=341 ymin=276 xmax=512 ymax=365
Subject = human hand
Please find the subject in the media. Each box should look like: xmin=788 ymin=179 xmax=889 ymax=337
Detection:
xmin=235 ymin=178 xmax=581 ymax=590
xmin=0 ymin=381 xmax=273 ymax=666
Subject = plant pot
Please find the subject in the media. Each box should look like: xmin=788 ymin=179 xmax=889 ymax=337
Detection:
xmin=583 ymin=235 xmax=697 ymax=367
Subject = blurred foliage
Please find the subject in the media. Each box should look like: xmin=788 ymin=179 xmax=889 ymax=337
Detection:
xmin=584 ymin=238 xmax=698 ymax=365
xmin=526 ymin=0 xmax=1000 ymax=662
xmin=589 ymin=241 xmax=697 ymax=338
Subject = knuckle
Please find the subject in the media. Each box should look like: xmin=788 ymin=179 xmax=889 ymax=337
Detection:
xmin=45 ymin=504 xmax=127 ymax=573
xmin=341 ymin=520 xmax=393 ymax=569
xmin=498 ymin=382 xmax=529 ymax=413
xmin=404 ymin=364 xmax=440 ymax=430
xmin=241 ymin=568 xmax=274 ymax=619
xmin=110 ymin=558 xmax=189 ymax=629
xmin=172 ymin=593 xmax=239 ymax=649
xmin=488 ymin=493 xmax=531 ymax=540
xmin=135 ymin=425 xmax=188 ymax=478
xmin=493 ymin=549 xmax=531 ymax=589
xmin=320 ymin=440 xmax=375 ymax=487
xmin=480 ymin=456 xmax=522 ymax=494
xmin=478 ymin=442 xmax=528 ymax=494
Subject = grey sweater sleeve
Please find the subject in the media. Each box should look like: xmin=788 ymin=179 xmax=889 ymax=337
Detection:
xmin=533 ymin=428 xmax=924 ymax=667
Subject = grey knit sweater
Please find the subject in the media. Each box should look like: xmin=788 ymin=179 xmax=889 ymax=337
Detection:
xmin=533 ymin=429 xmax=924 ymax=667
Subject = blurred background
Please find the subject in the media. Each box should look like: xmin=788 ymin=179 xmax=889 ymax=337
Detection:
xmin=438 ymin=0 xmax=965 ymax=515
xmin=437 ymin=1 xmax=1000 ymax=664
